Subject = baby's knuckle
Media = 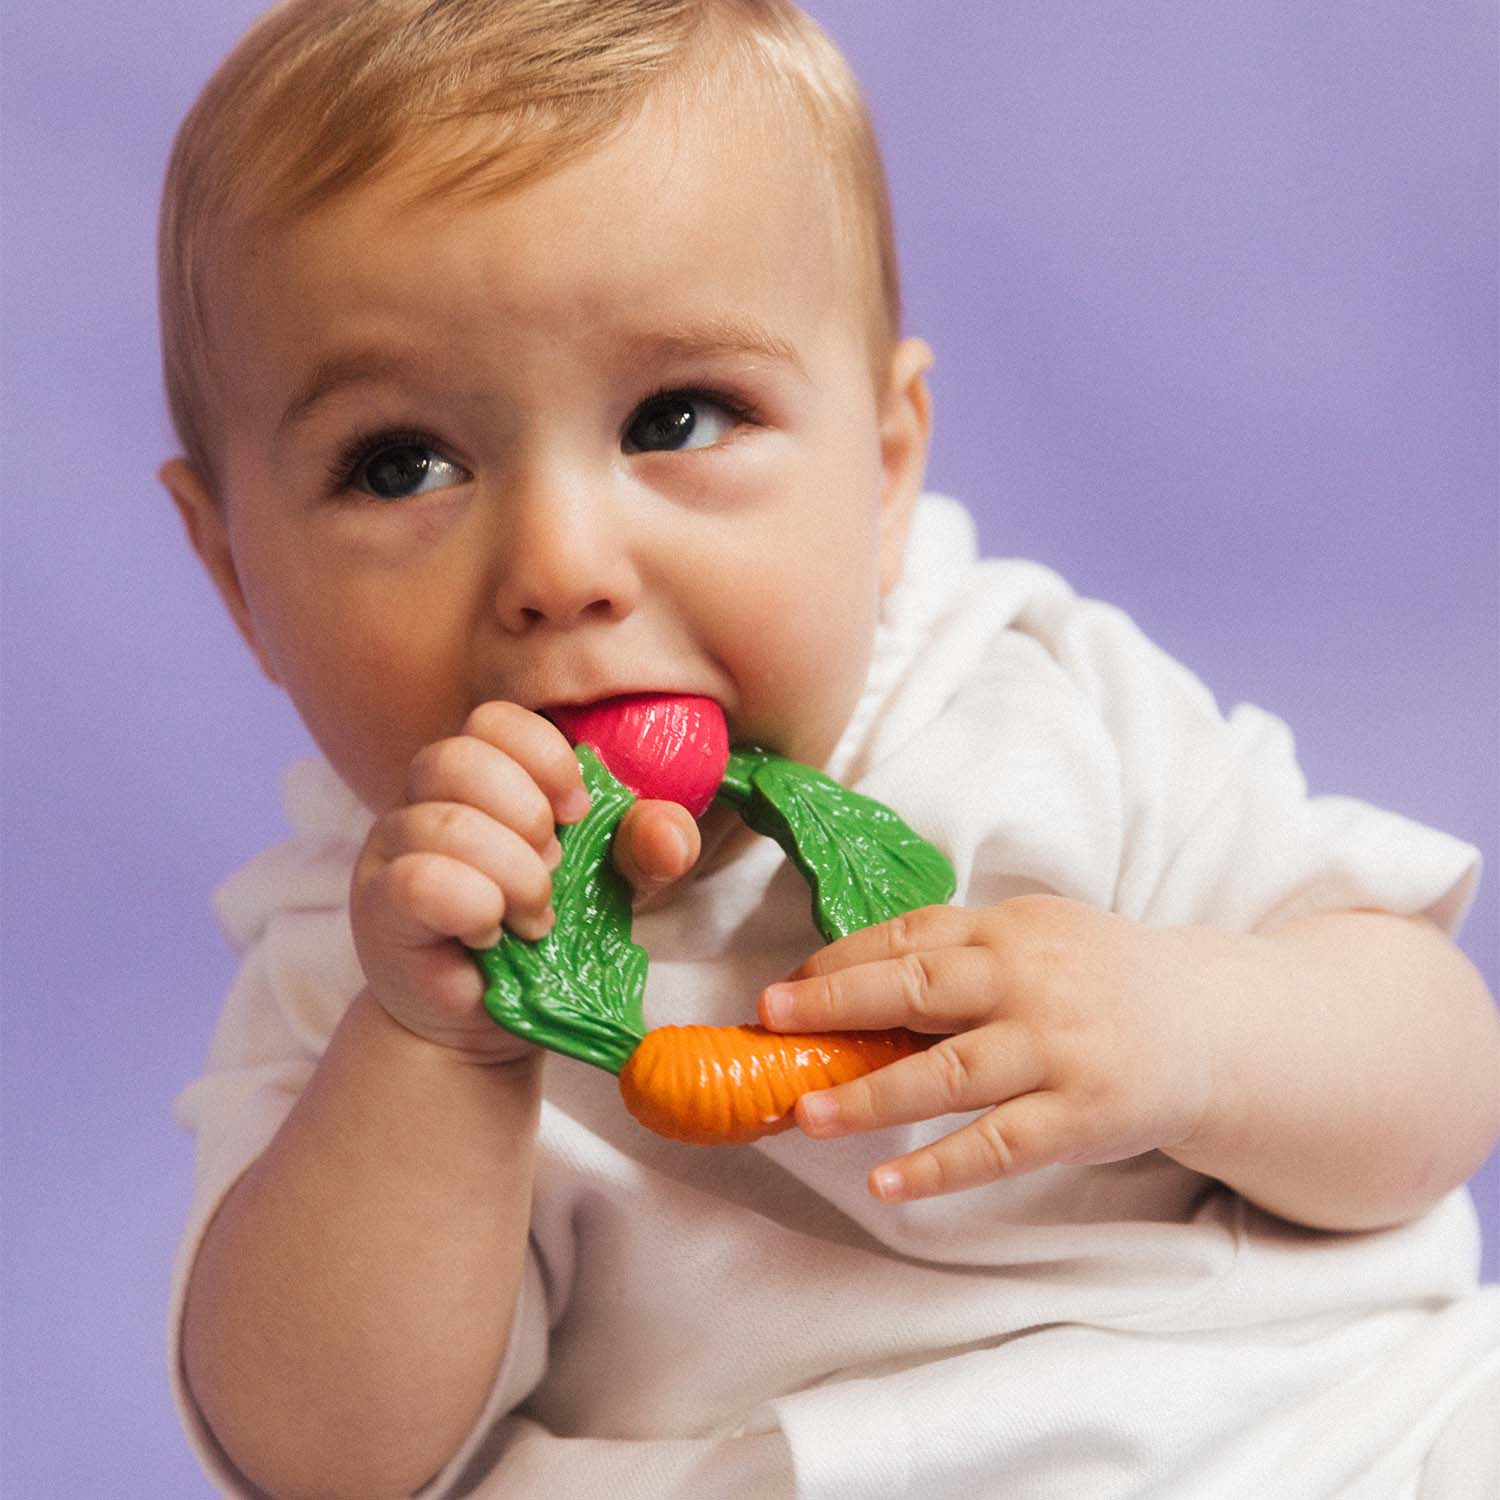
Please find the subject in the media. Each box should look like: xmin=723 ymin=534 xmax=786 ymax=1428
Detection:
xmin=883 ymin=911 xmax=916 ymax=958
xmin=826 ymin=974 xmax=860 ymax=1027
xmin=539 ymin=723 xmax=583 ymax=775
xmin=927 ymin=1039 xmax=977 ymax=1111
xmin=970 ymin=1112 xmax=1022 ymax=1178
xmin=463 ymin=699 xmax=524 ymax=743
xmin=512 ymin=790 xmax=556 ymax=848
xmin=795 ymin=976 xmax=832 ymax=1027
xmin=423 ymin=799 xmax=480 ymax=848
xmin=883 ymin=907 xmax=943 ymax=963
xmin=897 ymin=953 xmax=939 ymax=1019
xmin=512 ymin=860 xmax=553 ymax=912
xmin=912 ymin=1147 xmax=955 ymax=1196
xmin=1006 ymin=929 xmax=1067 ymax=999
xmin=406 ymin=735 xmax=472 ymax=799
xmin=385 ymin=850 xmax=443 ymax=909
xmin=840 ymin=1079 xmax=879 ymax=1127
xmin=974 ymin=905 xmax=1013 ymax=952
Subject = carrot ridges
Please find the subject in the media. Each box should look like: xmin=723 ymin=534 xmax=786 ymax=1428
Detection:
xmin=617 ymin=1024 xmax=929 ymax=1144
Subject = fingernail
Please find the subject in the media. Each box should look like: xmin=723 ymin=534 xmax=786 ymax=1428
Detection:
xmin=799 ymin=1092 xmax=837 ymax=1131
xmin=542 ymin=835 xmax=564 ymax=870
xmin=871 ymin=1167 xmax=906 ymax=1201
xmin=636 ymin=824 xmax=688 ymax=886
xmin=517 ymin=909 xmax=555 ymax=943
xmin=558 ymin=787 xmax=591 ymax=824
xmin=664 ymin=822 xmax=693 ymax=871
xmin=762 ymin=985 xmax=793 ymax=1027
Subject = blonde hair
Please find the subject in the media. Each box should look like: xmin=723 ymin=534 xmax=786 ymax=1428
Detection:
xmin=158 ymin=0 xmax=901 ymax=487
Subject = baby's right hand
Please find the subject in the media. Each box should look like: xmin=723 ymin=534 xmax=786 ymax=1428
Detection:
xmin=350 ymin=702 xmax=594 ymax=1058
xmin=350 ymin=702 xmax=703 ymax=1058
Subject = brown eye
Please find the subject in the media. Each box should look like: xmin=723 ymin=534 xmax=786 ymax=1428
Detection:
xmin=623 ymin=392 xmax=737 ymax=453
xmin=353 ymin=442 xmax=466 ymax=500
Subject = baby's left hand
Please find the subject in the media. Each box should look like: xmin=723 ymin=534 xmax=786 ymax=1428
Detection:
xmin=759 ymin=896 xmax=1223 ymax=1202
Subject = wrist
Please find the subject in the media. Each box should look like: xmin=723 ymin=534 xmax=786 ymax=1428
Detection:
xmin=353 ymin=986 xmax=543 ymax=1074
xmin=1154 ymin=925 xmax=1264 ymax=1170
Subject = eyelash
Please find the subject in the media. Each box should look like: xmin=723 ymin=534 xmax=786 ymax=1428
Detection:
xmin=325 ymin=425 xmax=455 ymax=497
xmin=629 ymin=384 xmax=760 ymax=435
xmin=323 ymin=385 xmax=762 ymax=497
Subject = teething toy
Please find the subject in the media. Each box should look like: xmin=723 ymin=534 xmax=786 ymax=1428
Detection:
xmin=473 ymin=694 xmax=955 ymax=1143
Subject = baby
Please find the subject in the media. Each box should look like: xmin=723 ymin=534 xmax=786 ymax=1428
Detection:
xmin=160 ymin=2 xmax=1500 ymax=1497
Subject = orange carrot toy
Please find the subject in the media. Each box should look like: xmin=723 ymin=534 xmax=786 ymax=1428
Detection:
xmin=472 ymin=695 xmax=953 ymax=1145
xmin=618 ymin=1025 xmax=931 ymax=1144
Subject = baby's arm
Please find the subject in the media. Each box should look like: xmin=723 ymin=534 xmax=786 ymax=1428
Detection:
xmin=184 ymin=989 xmax=544 ymax=1500
xmin=763 ymin=897 xmax=1500 ymax=1229
xmin=181 ymin=704 xmax=698 ymax=1500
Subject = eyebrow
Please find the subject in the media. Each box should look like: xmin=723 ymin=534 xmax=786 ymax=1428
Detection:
xmin=621 ymin=316 xmax=806 ymax=376
xmin=276 ymin=349 xmax=409 ymax=439
xmin=275 ymin=315 xmax=806 ymax=438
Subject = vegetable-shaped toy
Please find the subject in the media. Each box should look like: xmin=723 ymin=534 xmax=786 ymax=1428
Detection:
xmin=472 ymin=694 xmax=955 ymax=1144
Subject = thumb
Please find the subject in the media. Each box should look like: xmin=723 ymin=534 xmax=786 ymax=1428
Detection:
xmin=611 ymin=799 xmax=702 ymax=897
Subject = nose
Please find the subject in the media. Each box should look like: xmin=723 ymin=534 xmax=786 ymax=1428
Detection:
xmin=489 ymin=469 xmax=642 ymax=635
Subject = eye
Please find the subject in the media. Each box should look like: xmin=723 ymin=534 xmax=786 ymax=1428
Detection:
xmin=334 ymin=433 xmax=469 ymax=501
xmin=622 ymin=390 xmax=742 ymax=454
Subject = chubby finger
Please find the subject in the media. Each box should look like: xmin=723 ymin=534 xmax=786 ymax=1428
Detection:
xmin=795 ymin=1026 xmax=1041 ymax=1137
xmin=785 ymin=904 xmax=985 ymax=982
xmin=867 ymin=1092 xmax=1077 ymax=1202
xmin=463 ymin=701 xmax=591 ymax=824
xmin=406 ymin=734 xmax=577 ymax=860
xmin=471 ymin=702 xmax=591 ymax=823
xmin=371 ymin=850 xmax=513 ymax=952
xmin=377 ymin=802 xmax=557 ymax=942
xmin=612 ymin=799 xmax=702 ymax=895
xmin=760 ymin=945 xmax=996 ymax=1034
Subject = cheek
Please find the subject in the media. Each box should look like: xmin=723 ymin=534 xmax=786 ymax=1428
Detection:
xmin=704 ymin=528 xmax=883 ymax=763
xmin=296 ymin=643 xmax=471 ymax=810
xmin=236 ymin=551 xmax=472 ymax=807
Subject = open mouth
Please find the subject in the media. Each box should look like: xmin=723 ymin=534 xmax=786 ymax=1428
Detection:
xmin=547 ymin=693 xmax=729 ymax=817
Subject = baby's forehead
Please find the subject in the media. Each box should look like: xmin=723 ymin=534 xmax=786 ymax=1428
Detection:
xmin=235 ymin=79 xmax=865 ymax=331
xmin=414 ymin=61 xmax=837 ymax=220
xmin=163 ymin=6 xmax=898 ymax=482
xmin=203 ymin=90 xmax=883 ymax=440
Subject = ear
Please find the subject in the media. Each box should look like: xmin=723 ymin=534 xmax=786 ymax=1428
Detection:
xmin=875 ymin=337 xmax=934 ymax=597
xmin=159 ymin=457 xmax=282 ymax=685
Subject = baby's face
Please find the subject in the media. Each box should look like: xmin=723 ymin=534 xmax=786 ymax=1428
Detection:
xmin=174 ymin=85 xmax=930 ymax=813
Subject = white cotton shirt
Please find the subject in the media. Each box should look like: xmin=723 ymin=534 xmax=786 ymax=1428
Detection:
xmin=170 ymin=495 xmax=1498 ymax=1499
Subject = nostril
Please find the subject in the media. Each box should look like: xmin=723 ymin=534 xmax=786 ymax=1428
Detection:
xmin=510 ymin=598 xmax=619 ymax=632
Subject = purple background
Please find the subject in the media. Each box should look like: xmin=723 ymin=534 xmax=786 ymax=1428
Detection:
xmin=3 ymin=1 xmax=1495 ymax=1491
